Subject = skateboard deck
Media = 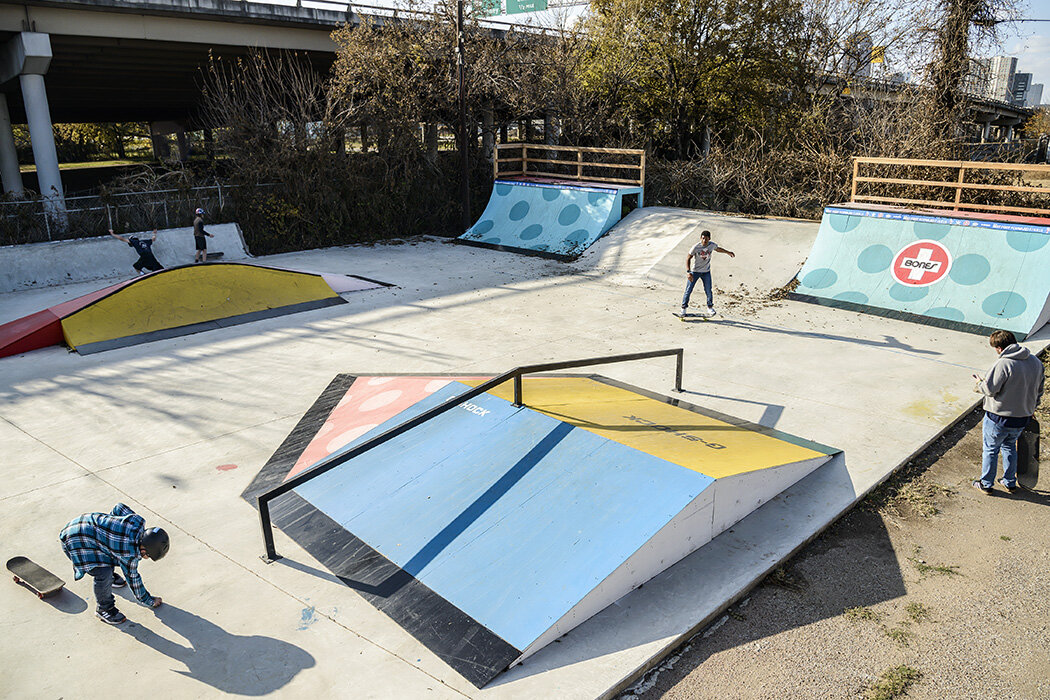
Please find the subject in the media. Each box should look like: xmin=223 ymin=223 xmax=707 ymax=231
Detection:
xmin=196 ymin=251 xmax=224 ymax=261
xmin=7 ymin=556 xmax=65 ymax=599
xmin=1017 ymin=418 xmax=1040 ymax=489
xmin=673 ymin=311 xmax=712 ymax=321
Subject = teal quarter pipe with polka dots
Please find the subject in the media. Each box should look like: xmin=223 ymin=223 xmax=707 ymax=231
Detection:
xmin=458 ymin=179 xmax=643 ymax=260
xmin=793 ymin=205 xmax=1050 ymax=338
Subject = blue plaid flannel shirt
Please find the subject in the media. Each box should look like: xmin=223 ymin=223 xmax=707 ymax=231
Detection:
xmin=59 ymin=503 xmax=154 ymax=606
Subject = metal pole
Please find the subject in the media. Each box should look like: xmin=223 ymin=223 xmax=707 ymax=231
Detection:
xmin=456 ymin=0 xmax=470 ymax=232
xmin=675 ymin=349 xmax=684 ymax=392
xmin=513 ymin=374 xmax=522 ymax=407
xmin=259 ymin=497 xmax=279 ymax=562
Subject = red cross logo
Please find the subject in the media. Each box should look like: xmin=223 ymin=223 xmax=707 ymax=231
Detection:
xmin=891 ymin=240 xmax=952 ymax=286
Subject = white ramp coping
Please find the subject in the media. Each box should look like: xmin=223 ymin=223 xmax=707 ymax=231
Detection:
xmin=0 ymin=223 xmax=249 ymax=292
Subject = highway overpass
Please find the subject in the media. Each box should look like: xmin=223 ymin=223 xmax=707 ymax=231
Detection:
xmin=0 ymin=0 xmax=372 ymax=209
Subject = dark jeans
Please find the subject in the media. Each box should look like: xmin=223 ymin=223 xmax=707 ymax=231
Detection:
xmin=682 ymin=271 xmax=713 ymax=309
xmin=133 ymin=254 xmax=163 ymax=272
xmin=89 ymin=565 xmax=116 ymax=613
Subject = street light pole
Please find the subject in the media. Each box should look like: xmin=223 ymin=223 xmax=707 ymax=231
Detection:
xmin=456 ymin=0 xmax=471 ymax=232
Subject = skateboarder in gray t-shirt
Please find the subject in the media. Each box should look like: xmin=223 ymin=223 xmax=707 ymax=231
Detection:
xmin=682 ymin=230 xmax=735 ymax=316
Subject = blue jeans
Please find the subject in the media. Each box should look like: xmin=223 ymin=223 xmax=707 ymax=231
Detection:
xmin=89 ymin=566 xmax=116 ymax=613
xmin=980 ymin=414 xmax=1026 ymax=488
xmin=682 ymin=271 xmax=712 ymax=309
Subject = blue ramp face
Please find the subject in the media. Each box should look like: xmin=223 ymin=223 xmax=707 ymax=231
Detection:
xmin=793 ymin=206 xmax=1050 ymax=337
xmin=241 ymin=374 xmax=837 ymax=688
xmin=459 ymin=179 xmax=640 ymax=259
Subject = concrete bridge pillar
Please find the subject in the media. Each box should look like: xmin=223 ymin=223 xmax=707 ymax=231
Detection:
xmin=0 ymin=33 xmax=64 ymax=215
xmin=20 ymin=73 xmax=64 ymax=207
xmin=0 ymin=94 xmax=24 ymax=196
xmin=150 ymin=121 xmax=191 ymax=161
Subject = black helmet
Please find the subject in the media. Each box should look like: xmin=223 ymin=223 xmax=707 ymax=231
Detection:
xmin=141 ymin=527 xmax=170 ymax=561
xmin=129 ymin=236 xmax=140 ymax=243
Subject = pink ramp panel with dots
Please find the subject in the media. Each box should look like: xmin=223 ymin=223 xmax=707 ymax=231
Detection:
xmin=286 ymin=376 xmax=459 ymax=481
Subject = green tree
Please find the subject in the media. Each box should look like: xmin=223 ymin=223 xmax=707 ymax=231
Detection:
xmin=581 ymin=0 xmax=810 ymax=157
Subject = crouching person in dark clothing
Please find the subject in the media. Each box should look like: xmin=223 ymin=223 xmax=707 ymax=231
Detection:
xmin=60 ymin=503 xmax=169 ymax=624
xmin=109 ymin=228 xmax=163 ymax=274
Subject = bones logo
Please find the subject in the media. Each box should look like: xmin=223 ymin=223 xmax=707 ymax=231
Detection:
xmin=891 ymin=240 xmax=952 ymax=286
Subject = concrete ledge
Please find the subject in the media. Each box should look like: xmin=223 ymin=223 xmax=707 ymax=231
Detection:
xmin=0 ymin=222 xmax=250 ymax=292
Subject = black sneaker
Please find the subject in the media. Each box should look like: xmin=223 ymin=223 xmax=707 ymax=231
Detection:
xmin=112 ymin=572 xmax=126 ymax=588
xmin=972 ymin=479 xmax=993 ymax=494
xmin=96 ymin=608 xmax=127 ymax=625
xmin=998 ymin=478 xmax=1020 ymax=493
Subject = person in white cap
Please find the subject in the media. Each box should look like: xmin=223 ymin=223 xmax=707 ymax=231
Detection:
xmin=193 ymin=207 xmax=215 ymax=263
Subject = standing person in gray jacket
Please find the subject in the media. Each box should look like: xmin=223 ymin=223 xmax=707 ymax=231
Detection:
xmin=972 ymin=330 xmax=1044 ymax=493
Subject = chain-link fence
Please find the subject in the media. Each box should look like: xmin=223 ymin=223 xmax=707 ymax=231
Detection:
xmin=0 ymin=184 xmax=245 ymax=246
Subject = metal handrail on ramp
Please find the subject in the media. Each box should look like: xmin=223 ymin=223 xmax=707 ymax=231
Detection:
xmin=257 ymin=348 xmax=684 ymax=561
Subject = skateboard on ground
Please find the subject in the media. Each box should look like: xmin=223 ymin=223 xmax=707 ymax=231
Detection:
xmin=1017 ymin=418 xmax=1040 ymax=489
xmin=673 ymin=311 xmax=713 ymax=321
xmin=196 ymin=251 xmax=224 ymax=262
xmin=7 ymin=556 xmax=65 ymax=599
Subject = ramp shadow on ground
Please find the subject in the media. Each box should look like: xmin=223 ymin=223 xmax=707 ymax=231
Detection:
xmin=118 ymin=604 xmax=315 ymax=696
xmin=616 ymin=508 xmax=909 ymax=695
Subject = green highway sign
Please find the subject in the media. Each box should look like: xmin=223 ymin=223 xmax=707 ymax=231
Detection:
xmin=473 ymin=0 xmax=501 ymax=16
xmin=506 ymin=0 xmax=547 ymax=13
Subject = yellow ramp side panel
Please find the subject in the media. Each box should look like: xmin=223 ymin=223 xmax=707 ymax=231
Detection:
xmin=475 ymin=377 xmax=829 ymax=478
xmin=61 ymin=264 xmax=339 ymax=351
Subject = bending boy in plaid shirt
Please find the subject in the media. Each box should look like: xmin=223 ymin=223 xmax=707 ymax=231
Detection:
xmin=60 ymin=503 xmax=169 ymax=625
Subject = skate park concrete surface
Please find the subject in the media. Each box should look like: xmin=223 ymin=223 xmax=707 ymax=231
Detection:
xmin=2 ymin=206 xmax=1048 ymax=698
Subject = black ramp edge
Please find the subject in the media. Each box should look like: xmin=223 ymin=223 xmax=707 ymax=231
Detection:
xmin=269 ymin=490 xmax=521 ymax=688
xmin=347 ymin=274 xmax=397 ymax=288
xmin=787 ymin=292 xmax=1018 ymax=338
xmin=241 ymin=374 xmax=358 ymax=502
xmin=455 ymin=237 xmax=576 ymax=262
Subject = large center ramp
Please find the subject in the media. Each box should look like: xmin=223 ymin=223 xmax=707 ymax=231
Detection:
xmin=793 ymin=204 xmax=1050 ymax=337
xmin=242 ymin=374 xmax=838 ymax=687
xmin=458 ymin=178 xmax=643 ymax=260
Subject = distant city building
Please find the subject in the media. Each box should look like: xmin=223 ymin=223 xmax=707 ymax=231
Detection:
xmin=1011 ymin=72 xmax=1032 ymax=105
xmin=1027 ymin=84 xmax=1044 ymax=107
xmin=964 ymin=59 xmax=992 ymax=97
xmin=986 ymin=56 xmax=1017 ymax=101
xmin=843 ymin=32 xmax=873 ymax=78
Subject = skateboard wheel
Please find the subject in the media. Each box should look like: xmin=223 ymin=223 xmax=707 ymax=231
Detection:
xmin=37 ymin=592 xmax=44 ymax=599
xmin=13 ymin=575 xmax=20 ymax=583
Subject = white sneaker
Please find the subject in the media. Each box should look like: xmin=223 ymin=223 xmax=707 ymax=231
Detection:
xmin=706 ymin=307 xmax=717 ymax=317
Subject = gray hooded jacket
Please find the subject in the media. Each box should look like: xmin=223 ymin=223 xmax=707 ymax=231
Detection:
xmin=976 ymin=344 xmax=1044 ymax=417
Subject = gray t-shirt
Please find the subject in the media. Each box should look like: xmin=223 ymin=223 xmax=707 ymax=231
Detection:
xmin=689 ymin=241 xmax=718 ymax=273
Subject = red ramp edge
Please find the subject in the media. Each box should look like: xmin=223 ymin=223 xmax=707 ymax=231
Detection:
xmin=0 ymin=279 xmax=131 ymax=358
xmin=0 ymin=309 xmax=64 ymax=357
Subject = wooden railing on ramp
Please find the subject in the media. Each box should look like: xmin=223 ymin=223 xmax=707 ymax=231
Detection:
xmin=851 ymin=157 xmax=1050 ymax=217
xmin=494 ymin=143 xmax=645 ymax=187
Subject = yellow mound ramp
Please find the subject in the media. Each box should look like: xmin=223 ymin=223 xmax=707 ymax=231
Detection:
xmin=62 ymin=263 xmax=344 ymax=354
